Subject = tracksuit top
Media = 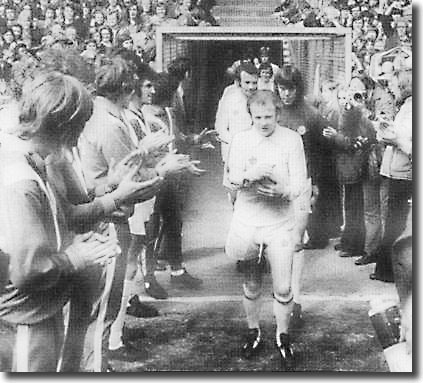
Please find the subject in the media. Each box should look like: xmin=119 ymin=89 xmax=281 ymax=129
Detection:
xmin=0 ymin=140 xmax=74 ymax=325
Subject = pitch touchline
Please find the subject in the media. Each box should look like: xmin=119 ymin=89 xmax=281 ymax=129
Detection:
xmin=141 ymin=293 xmax=398 ymax=304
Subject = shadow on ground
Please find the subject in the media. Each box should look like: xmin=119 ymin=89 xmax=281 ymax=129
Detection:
xmin=109 ymin=300 xmax=388 ymax=372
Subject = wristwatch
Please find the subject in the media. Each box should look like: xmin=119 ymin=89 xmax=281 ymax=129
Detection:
xmin=104 ymin=183 xmax=117 ymax=194
xmin=242 ymin=178 xmax=252 ymax=188
xmin=113 ymin=197 xmax=122 ymax=209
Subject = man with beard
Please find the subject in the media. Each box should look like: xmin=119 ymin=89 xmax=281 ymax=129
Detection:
xmin=323 ymin=85 xmax=376 ymax=261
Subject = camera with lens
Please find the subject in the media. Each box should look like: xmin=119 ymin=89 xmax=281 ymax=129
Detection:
xmin=352 ymin=135 xmax=370 ymax=151
xmin=352 ymin=92 xmax=366 ymax=103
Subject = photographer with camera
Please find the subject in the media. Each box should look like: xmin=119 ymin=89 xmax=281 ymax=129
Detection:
xmin=323 ymin=82 xmax=376 ymax=259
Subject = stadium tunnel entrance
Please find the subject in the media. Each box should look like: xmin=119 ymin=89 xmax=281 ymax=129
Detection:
xmin=155 ymin=26 xmax=352 ymax=133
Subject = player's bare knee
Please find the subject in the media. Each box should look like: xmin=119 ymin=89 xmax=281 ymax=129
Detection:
xmin=273 ymin=285 xmax=293 ymax=304
xmin=243 ymin=281 xmax=262 ymax=300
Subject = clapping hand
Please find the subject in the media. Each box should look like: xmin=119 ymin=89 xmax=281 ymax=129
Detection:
xmin=139 ymin=129 xmax=175 ymax=153
xmin=374 ymin=117 xmax=397 ymax=144
xmin=322 ymin=126 xmax=337 ymax=138
xmin=111 ymin=160 xmax=162 ymax=203
xmin=192 ymin=128 xmax=218 ymax=145
xmin=155 ymin=151 xmax=190 ymax=177
xmin=89 ymin=232 xmax=122 ymax=265
xmin=122 ymin=176 xmax=164 ymax=204
xmin=185 ymin=160 xmax=206 ymax=176
xmin=109 ymin=204 xmax=135 ymax=221
xmin=107 ymin=150 xmax=144 ymax=188
xmin=66 ymin=231 xmax=120 ymax=270
xmin=257 ymin=181 xmax=290 ymax=200
xmin=245 ymin=163 xmax=274 ymax=183
xmin=200 ymin=142 xmax=216 ymax=150
xmin=155 ymin=151 xmax=206 ymax=177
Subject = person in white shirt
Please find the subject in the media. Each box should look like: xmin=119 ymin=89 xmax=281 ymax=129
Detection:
xmin=215 ymin=61 xmax=258 ymax=203
xmin=225 ymin=90 xmax=307 ymax=371
xmin=215 ymin=61 xmax=258 ymax=164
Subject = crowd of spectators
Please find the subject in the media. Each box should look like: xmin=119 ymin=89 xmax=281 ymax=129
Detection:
xmin=272 ymin=0 xmax=411 ymax=83
xmin=0 ymin=0 xmax=218 ymax=101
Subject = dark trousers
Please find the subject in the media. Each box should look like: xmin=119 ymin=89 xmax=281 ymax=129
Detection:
xmin=152 ymin=175 xmax=185 ymax=270
xmin=341 ymin=182 xmax=365 ymax=254
xmin=374 ymin=178 xmax=412 ymax=280
xmin=308 ymin=178 xmax=343 ymax=245
xmin=393 ymin=236 xmax=412 ymax=303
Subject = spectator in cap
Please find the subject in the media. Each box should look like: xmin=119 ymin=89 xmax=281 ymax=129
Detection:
xmin=105 ymin=8 xmax=121 ymax=42
xmin=256 ymin=46 xmax=280 ymax=79
xmin=116 ymin=30 xmax=134 ymax=51
xmin=105 ymin=0 xmax=123 ymax=19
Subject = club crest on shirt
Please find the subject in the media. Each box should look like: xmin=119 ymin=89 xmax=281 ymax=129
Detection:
xmin=297 ymin=125 xmax=306 ymax=135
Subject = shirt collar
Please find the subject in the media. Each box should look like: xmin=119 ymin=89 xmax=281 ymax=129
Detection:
xmin=95 ymin=96 xmax=123 ymax=120
xmin=0 ymin=132 xmax=48 ymax=182
xmin=250 ymin=124 xmax=282 ymax=144
xmin=27 ymin=152 xmax=48 ymax=182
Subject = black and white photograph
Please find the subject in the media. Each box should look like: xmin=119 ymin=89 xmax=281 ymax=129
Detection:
xmin=0 ymin=0 xmax=413 ymax=373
